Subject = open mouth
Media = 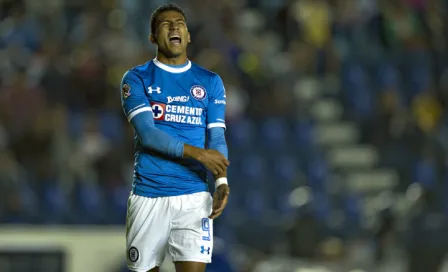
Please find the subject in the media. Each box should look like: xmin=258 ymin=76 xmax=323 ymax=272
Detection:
xmin=169 ymin=35 xmax=182 ymax=45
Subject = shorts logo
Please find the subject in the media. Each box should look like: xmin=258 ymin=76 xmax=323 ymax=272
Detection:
xmin=128 ymin=246 xmax=139 ymax=262
xmin=190 ymin=85 xmax=207 ymax=101
xmin=150 ymin=102 xmax=166 ymax=120
xmin=200 ymin=246 xmax=211 ymax=255
xmin=122 ymin=84 xmax=131 ymax=99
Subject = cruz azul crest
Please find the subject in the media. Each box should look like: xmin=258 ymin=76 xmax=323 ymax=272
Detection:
xmin=190 ymin=85 xmax=207 ymax=101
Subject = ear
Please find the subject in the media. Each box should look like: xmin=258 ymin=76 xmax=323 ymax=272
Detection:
xmin=149 ymin=34 xmax=156 ymax=45
xmin=187 ymin=32 xmax=191 ymax=43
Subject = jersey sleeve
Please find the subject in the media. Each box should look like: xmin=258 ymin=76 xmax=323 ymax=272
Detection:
xmin=121 ymin=70 xmax=152 ymax=122
xmin=120 ymin=70 xmax=184 ymax=158
xmin=207 ymin=127 xmax=228 ymax=159
xmin=207 ymin=75 xmax=226 ymax=130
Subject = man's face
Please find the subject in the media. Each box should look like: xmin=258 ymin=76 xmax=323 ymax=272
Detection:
xmin=151 ymin=10 xmax=190 ymax=58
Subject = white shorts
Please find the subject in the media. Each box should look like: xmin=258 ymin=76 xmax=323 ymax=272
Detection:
xmin=126 ymin=191 xmax=214 ymax=272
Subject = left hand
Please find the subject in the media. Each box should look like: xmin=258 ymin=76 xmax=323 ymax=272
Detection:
xmin=209 ymin=184 xmax=230 ymax=219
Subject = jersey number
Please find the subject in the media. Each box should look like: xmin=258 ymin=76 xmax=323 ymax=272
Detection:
xmin=201 ymin=218 xmax=211 ymax=241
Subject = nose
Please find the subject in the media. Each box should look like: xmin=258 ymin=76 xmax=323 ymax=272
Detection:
xmin=169 ymin=22 xmax=179 ymax=30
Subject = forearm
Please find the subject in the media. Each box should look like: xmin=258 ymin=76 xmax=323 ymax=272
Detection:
xmin=208 ymin=127 xmax=228 ymax=180
xmin=207 ymin=127 xmax=228 ymax=159
xmin=183 ymin=144 xmax=204 ymax=160
xmin=131 ymin=112 xmax=184 ymax=158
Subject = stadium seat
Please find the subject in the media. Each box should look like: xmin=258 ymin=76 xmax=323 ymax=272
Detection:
xmin=269 ymin=155 xmax=299 ymax=190
xmin=294 ymin=118 xmax=316 ymax=151
xmin=243 ymin=190 xmax=266 ymax=219
xmin=376 ymin=62 xmax=399 ymax=90
xmin=226 ymin=161 xmax=239 ymax=185
xmin=342 ymin=194 xmax=362 ymax=237
xmin=41 ymin=183 xmax=69 ymax=224
xmin=342 ymin=61 xmax=366 ymax=93
xmin=227 ymin=118 xmax=256 ymax=148
xmin=239 ymin=152 xmax=266 ymax=185
xmin=73 ymin=181 xmax=105 ymax=224
xmin=343 ymin=194 xmax=361 ymax=220
xmin=342 ymin=61 xmax=374 ymax=119
xmin=258 ymin=118 xmax=290 ymax=150
xmin=98 ymin=111 xmax=124 ymax=143
xmin=311 ymin=191 xmax=330 ymax=223
xmin=213 ymin=225 xmax=238 ymax=245
xmin=306 ymin=153 xmax=328 ymax=193
xmin=407 ymin=51 xmax=431 ymax=99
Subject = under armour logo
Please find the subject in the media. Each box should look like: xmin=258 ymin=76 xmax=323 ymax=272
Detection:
xmin=200 ymin=246 xmax=210 ymax=255
xmin=148 ymin=86 xmax=161 ymax=94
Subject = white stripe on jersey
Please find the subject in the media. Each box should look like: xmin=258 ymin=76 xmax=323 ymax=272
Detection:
xmin=128 ymin=107 xmax=152 ymax=122
xmin=207 ymin=122 xmax=226 ymax=129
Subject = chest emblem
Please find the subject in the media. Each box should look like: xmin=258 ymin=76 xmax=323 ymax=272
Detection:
xmin=190 ymin=85 xmax=207 ymax=101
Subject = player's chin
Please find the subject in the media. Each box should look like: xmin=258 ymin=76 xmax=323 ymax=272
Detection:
xmin=163 ymin=43 xmax=184 ymax=54
xmin=167 ymin=46 xmax=184 ymax=56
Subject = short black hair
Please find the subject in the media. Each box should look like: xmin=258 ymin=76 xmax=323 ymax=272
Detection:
xmin=150 ymin=4 xmax=187 ymax=36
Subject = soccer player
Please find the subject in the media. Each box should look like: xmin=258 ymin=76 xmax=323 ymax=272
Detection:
xmin=120 ymin=4 xmax=230 ymax=272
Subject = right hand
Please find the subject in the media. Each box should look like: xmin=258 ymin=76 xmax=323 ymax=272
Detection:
xmin=196 ymin=149 xmax=230 ymax=175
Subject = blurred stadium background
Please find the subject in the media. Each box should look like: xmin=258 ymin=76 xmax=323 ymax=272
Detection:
xmin=1 ymin=0 xmax=448 ymax=271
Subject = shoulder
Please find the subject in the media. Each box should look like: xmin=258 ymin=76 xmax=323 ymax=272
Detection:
xmin=190 ymin=62 xmax=223 ymax=85
xmin=124 ymin=61 xmax=154 ymax=79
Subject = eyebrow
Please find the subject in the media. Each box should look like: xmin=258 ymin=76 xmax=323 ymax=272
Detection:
xmin=159 ymin=18 xmax=185 ymax=24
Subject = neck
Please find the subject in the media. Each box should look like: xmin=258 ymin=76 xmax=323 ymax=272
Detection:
xmin=156 ymin=52 xmax=188 ymax=66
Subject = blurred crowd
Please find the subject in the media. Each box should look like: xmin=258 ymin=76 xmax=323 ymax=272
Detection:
xmin=1 ymin=0 xmax=448 ymax=271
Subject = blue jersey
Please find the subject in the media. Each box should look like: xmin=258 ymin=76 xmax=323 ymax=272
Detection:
xmin=121 ymin=59 xmax=226 ymax=197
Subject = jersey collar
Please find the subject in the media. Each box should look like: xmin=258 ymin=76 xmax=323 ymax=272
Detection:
xmin=153 ymin=58 xmax=191 ymax=73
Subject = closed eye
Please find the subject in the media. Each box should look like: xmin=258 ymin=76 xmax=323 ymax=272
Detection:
xmin=159 ymin=20 xmax=186 ymax=28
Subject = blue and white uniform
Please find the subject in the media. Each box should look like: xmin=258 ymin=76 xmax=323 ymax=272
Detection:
xmin=121 ymin=58 xmax=228 ymax=271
